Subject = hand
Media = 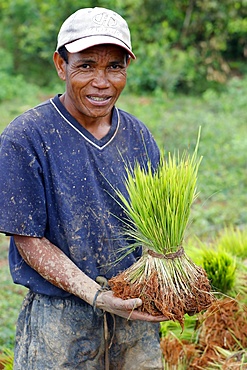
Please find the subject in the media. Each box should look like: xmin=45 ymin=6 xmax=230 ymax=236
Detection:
xmin=95 ymin=290 xmax=169 ymax=322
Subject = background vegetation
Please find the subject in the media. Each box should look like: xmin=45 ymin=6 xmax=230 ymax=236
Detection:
xmin=0 ymin=0 xmax=246 ymax=367
xmin=1 ymin=0 xmax=247 ymax=98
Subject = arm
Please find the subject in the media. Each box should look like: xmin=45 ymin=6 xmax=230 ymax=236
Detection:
xmin=14 ymin=235 xmax=167 ymax=322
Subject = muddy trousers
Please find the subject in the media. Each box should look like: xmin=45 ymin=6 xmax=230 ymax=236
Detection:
xmin=14 ymin=291 xmax=164 ymax=370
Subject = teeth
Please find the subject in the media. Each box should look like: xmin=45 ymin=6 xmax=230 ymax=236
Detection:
xmin=89 ymin=96 xmax=107 ymax=101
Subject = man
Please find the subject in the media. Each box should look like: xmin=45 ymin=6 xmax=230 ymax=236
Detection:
xmin=0 ymin=7 xmax=166 ymax=370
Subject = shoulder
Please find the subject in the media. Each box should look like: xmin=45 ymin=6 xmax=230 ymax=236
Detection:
xmin=117 ymin=107 xmax=158 ymax=145
xmin=118 ymin=108 xmax=146 ymax=126
xmin=117 ymin=108 xmax=155 ymax=138
xmin=1 ymin=98 xmax=57 ymax=141
xmin=116 ymin=107 xmax=160 ymax=164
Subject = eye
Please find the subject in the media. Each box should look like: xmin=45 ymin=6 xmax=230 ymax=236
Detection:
xmin=110 ymin=63 xmax=124 ymax=70
xmin=80 ymin=63 xmax=91 ymax=69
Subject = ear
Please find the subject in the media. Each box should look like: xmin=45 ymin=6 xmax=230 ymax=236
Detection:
xmin=53 ymin=51 xmax=66 ymax=81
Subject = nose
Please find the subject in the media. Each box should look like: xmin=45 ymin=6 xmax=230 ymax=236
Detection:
xmin=91 ymin=69 xmax=110 ymax=89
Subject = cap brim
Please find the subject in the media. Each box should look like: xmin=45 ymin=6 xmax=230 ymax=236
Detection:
xmin=65 ymin=35 xmax=136 ymax=59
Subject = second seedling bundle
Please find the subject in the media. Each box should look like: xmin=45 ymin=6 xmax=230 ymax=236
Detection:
xmin=109 ymin=137 xmax=215 ymax=327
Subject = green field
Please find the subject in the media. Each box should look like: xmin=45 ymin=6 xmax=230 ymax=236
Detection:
xmin=0 ymin=77 xmax=246 ymax=354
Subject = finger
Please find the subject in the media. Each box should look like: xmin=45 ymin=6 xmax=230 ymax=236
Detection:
xmin=100 ymin=292 xmax=143 ymax=313
xmin=127 ymin=310 xmax=169 ymax=322
xmin=122 ymin=298 xmax=142 ymax=310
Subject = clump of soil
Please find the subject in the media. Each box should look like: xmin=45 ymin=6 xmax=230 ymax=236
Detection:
xmin=108 ymin=253 xmax=215 ymax=328
xmin=160 ymin=297 xmax=247 ymax=369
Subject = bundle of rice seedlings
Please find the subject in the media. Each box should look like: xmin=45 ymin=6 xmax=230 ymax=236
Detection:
xmin=201 ymin=248 xmax=237 ymax=294
xmin=109 ymin=134 xmax=215 ymax=327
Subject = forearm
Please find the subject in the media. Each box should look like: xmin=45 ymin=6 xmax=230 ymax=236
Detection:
xmin=13 ymin=235 xmax=100 ymax=305
xmin=13 ymin=235 xmax=168 ymax=322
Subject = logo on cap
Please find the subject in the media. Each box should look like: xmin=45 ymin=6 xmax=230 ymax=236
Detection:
xmin=93 ymin=12 xmax=117 ymax=28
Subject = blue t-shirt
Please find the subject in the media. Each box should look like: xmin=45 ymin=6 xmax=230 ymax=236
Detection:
xmin=0 ymin=95 xmax=160 ymax=298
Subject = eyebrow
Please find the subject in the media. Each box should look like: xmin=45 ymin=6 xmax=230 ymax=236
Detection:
xmin=76 ymin=58 xmax=96 ymax=63
xmin=76 ymin=57 xmax=126 ymax=65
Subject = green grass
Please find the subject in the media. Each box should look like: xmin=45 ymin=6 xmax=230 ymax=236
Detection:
xmin=0 ymin=235 xmax=27 ymax=351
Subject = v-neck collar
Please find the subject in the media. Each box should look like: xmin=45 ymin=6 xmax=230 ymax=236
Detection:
xmin=51 ymin=95 xmax=120 ymax=150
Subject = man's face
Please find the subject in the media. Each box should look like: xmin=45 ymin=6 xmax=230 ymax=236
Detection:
xmin=57 ymin=44 xmax=130 ymax=126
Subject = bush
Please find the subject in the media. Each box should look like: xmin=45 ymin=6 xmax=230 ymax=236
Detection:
xmin=127 ymin=45 xmax=201 ymax=95
xmin=0 ymin=48 xmax=39 ymax=102
xmin=0 ymin=71 xmax=40 ymax=102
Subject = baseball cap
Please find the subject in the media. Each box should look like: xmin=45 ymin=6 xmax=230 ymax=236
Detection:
xmin=56 ymin=7 xmax=136 ymax=59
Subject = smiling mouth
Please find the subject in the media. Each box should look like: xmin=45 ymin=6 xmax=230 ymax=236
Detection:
xmin=88 ymin=95 xmax=111 ymax=102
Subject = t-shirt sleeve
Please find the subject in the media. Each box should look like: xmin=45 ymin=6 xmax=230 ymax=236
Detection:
xmin=0 ymin=130 xmax=47 ymax=236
